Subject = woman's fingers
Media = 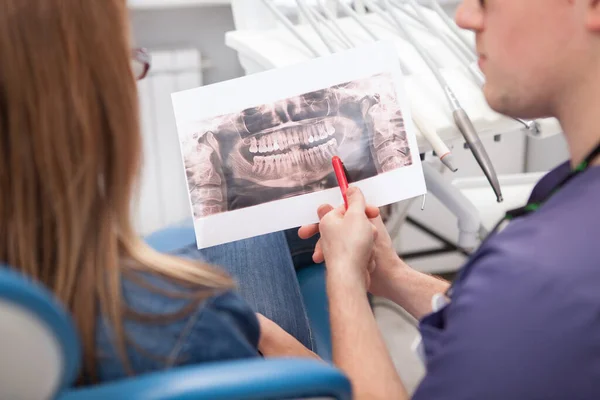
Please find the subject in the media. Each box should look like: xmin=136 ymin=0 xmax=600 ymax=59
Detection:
xmin=299 ymin=202 xmax=378 ymax=240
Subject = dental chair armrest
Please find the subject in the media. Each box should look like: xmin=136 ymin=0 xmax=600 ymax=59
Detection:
xmin=58 ymin=358 xmax=351 ymax=400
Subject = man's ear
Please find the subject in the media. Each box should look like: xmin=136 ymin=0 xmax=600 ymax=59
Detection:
xmin=586 ymin=0 xmax=600 ymax=31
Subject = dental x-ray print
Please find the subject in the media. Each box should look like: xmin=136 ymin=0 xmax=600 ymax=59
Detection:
xmin=181 ymin=73 xmax=412 ymax=219
xmin=172 ymin=42 xmax=426 ymax=248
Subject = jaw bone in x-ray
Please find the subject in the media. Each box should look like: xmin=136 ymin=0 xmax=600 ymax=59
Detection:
xmin=182 ymin=72 xmax=413 ymax=219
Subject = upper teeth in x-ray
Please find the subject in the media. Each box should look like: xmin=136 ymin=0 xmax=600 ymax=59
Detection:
xmin=182 ymin=72 xmax=413 ymax=218
xmin=248 ymin=121 xmax=336 ymax=154
xmin=252 ymin=137 xmax=338 ymax=175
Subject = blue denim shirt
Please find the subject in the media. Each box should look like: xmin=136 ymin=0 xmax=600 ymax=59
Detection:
xmin=96 ymin=257 xmax=260 ymax=382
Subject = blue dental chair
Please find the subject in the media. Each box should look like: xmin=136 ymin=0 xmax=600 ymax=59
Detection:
xmin=0 ymin=227 xmax=349 ymax=400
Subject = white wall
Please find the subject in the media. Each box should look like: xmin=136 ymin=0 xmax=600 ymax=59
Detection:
xmin=130 ymin=5 xmax=246 ymax=235
xmin=130 ymin=5 xmax=244 ymax=85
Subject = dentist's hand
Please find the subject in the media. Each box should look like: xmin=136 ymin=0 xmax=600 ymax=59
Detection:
xmin=316 ymin=187 xmax=378 ymax=289
xmin=300 ymin=196 xmax=408 ymax=298
xmin=299 ymin=194 xmax=379 ymax=264
xmin=367 ymin=214 xmax=409 ymax=298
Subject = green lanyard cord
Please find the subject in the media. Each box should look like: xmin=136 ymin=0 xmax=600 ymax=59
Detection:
xmin=504 ymin=142 xmax=600 ymax=222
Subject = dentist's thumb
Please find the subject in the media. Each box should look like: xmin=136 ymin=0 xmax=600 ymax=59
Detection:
xmin=346 ymin=187 xmax=378 ymax=240
xmin=346 ymin=187 xmax=366 ymax=214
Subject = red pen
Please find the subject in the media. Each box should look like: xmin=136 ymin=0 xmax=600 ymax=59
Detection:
xmin=332 ymin=156 xmax=349 ymax=209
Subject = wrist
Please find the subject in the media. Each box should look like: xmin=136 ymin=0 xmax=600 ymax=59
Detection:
xmin=374 ymin=242 xmax=403 ymax=270
xmin=325 ymin=261 xmax=369 ymax=293
xmin=373 ymin=257 xmax=411 ymax=299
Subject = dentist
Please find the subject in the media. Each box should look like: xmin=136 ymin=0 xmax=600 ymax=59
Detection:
xmin=298 ymin=0 xmax=600 ymax=398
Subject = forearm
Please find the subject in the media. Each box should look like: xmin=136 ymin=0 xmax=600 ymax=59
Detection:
xmin=257 ymin=314 xmax=321 ymax=361
xmin=381 ymin=258 xmax=450 ymax=320
xmin=327 ymin=268 xmax=408 ymax=400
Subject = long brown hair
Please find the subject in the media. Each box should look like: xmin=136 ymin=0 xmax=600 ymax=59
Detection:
xmin=0 ymin=0 xmax=233 ymax=382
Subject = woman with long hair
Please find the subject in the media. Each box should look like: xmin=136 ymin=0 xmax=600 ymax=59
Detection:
xmin=0 ymin=0 xmax=315 ymax=383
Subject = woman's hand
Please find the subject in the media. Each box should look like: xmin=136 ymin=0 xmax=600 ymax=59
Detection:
xmin=314 ymin=187 xmax=379 ymax=290
xmin=256 ymin=313 xmax=321 ymax=361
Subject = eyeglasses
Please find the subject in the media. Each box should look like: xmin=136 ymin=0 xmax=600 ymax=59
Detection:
xmin=131 ymin=48 xmax=151 ymax=81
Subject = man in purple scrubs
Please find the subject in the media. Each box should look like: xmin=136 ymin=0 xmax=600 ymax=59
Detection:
xmin=297 ymin=0 xmax=600 ymax=398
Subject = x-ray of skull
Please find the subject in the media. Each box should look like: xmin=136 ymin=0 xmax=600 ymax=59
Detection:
xmin=181 ymin=72 xmax=413 ymax=219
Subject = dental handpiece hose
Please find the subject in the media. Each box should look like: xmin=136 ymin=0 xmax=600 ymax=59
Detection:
xmin=261 ymin=0 xmax=322 ymax=58
xmin=382 ymin=0 xmax=503 ymax=202
xmin=295 ymin=0 xmax=336 ymax=53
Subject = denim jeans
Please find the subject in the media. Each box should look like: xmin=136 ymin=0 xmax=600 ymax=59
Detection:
xmin=196 ymin=229 xmax=319 ymax=351
xmin=284 ymin=228 xmax=321 ymax=270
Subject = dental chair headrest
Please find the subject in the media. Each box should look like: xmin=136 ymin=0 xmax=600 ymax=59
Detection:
xmin=0 ymin=266 xmax=81 ymax=400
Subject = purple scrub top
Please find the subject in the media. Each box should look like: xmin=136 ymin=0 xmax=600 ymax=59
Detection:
xmin=413 ymin=162 xmax=600 ymax=400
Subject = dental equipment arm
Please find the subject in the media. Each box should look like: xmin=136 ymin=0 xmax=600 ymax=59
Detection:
xmin=406 ymin=0 xmax=485 ymax=86
xmin=333 ymin=0 xmax=379 ymax=41
xmin=296 ymin=0 xmax=337 ymax=53
xmin=429 ymin=0 xmax=477 ymax=60
xmin=382 ymin=0 xmax=503 ymax=202
xmin=309 ymin=4 xmax=354 ymax=48
xmin=422 ymin=162 xmax=482 ymax=250
xmin=261 ymin=0 xmax=322 ymax=57
xmin=317 ymin=0 xmax=359 ymax=47
xmin=388 ymin=1 xmax=474 ymax=69
xmin=362 ymin=0 xmax=402 ymax=35
xmin=332 ymin=0 xmax=415 ymax=74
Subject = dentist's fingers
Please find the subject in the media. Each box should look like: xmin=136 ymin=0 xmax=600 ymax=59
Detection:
xmin=298 ymin=223 xmax=319 ymax=239
xmin=366 ymin=205 xmax=380 ymax=219
xmin=298 ymin=204 xmax=334 ymax=239
xmin=368 ymin=259 xmax=377 ymax=274
xmin=298 ymin=205 xmax=379 ymax=239
xmin=312 ymin=239 xmax=324 ymax=264
xmin=318 ymin=204 xmax=336 ymax=220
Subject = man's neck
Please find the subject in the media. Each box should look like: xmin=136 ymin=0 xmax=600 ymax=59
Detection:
xmin=555 ymin=71 xmax=600 ymax=168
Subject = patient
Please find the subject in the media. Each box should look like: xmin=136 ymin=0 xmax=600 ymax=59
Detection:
xmin=0 ymin=0 xmax=316 ymax=384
